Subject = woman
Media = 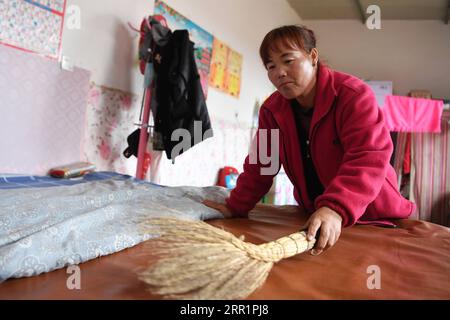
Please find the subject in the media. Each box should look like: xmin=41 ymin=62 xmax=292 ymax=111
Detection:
xmin=204 ymin=25 xmax=415 ymax=255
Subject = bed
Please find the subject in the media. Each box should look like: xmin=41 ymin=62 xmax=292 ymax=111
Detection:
xmin=0 ymin=172 xmax=449 ymax=299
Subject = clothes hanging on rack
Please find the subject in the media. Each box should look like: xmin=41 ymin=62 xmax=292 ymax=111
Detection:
xmin=124 ymin=17 xmax=213 ymax=169
xmin=138 ymin=16 xmax=171 ymax=76
xmin=152 ymin=29 xmax=213 ymax=161
xmin=123 ymin=16 xmax=169 ymax=167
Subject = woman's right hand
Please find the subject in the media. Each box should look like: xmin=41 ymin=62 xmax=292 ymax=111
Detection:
xmin=202 ymin=199 xmax=233 ymax=218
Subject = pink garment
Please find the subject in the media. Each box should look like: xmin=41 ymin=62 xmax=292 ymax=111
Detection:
xmin=382 ymin=95 xmax=444 ymax=133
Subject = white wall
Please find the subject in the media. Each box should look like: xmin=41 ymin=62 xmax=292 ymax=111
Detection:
xmin=62 ymin=0 xmax=150 ymax=97
xmin=61 ymin=0 xmax=301 ymax=125
xmin=302 ymin=20 xmax=450 ymax=99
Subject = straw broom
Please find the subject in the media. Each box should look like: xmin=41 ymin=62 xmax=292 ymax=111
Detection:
xmin=138 ymin=217 xmax=316 ymax=300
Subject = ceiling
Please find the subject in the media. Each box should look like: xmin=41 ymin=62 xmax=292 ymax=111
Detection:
xmin=287 ymin=0 xmax=450 ymax=23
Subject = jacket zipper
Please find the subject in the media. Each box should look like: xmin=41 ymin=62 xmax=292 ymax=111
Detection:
xmin=277 ymin=121 xmax=305 ymax=209
xmin=309 ymin=99 xmax=337 ymax=186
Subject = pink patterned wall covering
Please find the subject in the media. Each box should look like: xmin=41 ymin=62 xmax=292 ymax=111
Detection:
xmin=0 ymin=44 xmax=91 ymax=175
xmin=83 ymin=83 xmax=140 ymax=175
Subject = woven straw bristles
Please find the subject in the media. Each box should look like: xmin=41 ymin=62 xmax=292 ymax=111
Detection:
xmin=138 ymin=217 xmax=315 ymax=300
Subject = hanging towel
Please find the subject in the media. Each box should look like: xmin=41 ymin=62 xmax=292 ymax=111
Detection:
xmin=382 ymin=95 xmax=444 ymax=133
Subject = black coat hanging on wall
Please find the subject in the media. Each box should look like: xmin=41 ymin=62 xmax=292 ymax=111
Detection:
xmin=124 ymin=18 xmax=213 ymax=162
xmin=152 ymin=29 xmax=213 ymax=161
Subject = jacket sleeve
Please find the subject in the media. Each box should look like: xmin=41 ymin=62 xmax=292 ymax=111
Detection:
xmin=225 ymin=107 xmax=281 ymax=217
xmin=314 ymin=86 xmax=393 ymax=227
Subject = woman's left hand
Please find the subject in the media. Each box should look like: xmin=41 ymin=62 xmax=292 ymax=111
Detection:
xmin=301 ymin=206 xmax=342 ymax=256
xmin=202 ymin=199 xmax=233 ymax=218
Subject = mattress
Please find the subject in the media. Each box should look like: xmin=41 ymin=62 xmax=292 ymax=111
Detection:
xmin=0 ymin=191 xmax=448 ymax=299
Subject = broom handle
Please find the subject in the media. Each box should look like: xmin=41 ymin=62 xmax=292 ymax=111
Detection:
xmin=253 ymin=231 xmax=316 ymax=262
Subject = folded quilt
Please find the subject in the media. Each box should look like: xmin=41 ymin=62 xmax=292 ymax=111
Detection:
xmin=0 ymin=177 xmax=227 ymax=281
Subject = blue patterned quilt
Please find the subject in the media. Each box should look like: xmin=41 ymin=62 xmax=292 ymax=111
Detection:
xmin=0 ymin=172 xmax=227 ymax=281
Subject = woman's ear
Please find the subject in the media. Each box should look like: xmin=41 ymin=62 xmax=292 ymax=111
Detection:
xmin=310 ymin=48 xmax=319 ymax=66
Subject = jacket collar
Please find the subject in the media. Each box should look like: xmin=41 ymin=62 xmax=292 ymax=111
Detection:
xmin=310 ymin=62 xmax=338 ymax=131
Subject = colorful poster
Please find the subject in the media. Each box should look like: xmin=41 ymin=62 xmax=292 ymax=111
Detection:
xmin=209 ymin=38 xmax=228 ymax=90
xmin=154 ymin=0 xmax=213 ymax=98
xmin=0 ymin=0 xmax=66 ymax=59
xmin=209 ymin=38 xmax=242 ymax=98
xmin=225 ymin=49 xmax=242 ymax=97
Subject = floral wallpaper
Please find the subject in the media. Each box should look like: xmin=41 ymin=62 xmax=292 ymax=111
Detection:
xmin=83 ymin=83 xmax=140 ymax=176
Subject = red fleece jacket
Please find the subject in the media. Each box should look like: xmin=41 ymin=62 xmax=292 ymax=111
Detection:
xmin=226 ymin=63 xmax=415 ymax=227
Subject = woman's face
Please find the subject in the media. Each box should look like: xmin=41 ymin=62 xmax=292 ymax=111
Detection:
xmin=266 ymin=44 xmax=317 ymax=100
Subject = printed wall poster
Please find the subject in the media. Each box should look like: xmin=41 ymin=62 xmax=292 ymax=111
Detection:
xmin=225 ymin=48 xmax=242 ymax=97
xmin=0 ymin=0 xmax=67 ymax=58
xmin=209 ymin=38 xmax=242 ymax=98
xmin=209 ymin=38 xmax=228 ymax=90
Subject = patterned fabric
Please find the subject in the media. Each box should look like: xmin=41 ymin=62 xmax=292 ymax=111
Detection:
xmin=393 ymin=133 xmax=407 ymax=186
xmin=393 ymin=111 xmax=450 ymax=226
xmin=0 ymin=174 xmax=227 ymax=282
xmin=83 ymin=83 xmax=140 ymax=176
xmin=410 ymin=111 xmax=450 ymax=226
xmin=0 ymin=171 xmax=139 ymax=189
